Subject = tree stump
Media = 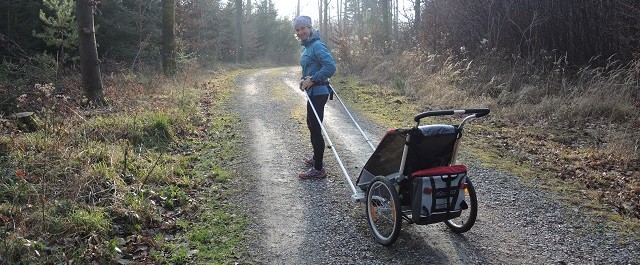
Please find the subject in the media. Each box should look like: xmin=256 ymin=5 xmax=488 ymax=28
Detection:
xmin=7 ymin=112 xmax=38 ymax=132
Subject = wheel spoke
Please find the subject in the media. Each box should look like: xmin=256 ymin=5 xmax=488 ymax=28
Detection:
xmin=366 ymin=177 xmax=401 ymax=245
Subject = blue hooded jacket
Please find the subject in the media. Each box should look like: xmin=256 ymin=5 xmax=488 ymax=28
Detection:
xmin=300 ymin=30 xmax=336 ymax=96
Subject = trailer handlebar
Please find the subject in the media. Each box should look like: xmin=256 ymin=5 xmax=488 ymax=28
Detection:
xmin=413 ymin=108 xmax=490 ymax=123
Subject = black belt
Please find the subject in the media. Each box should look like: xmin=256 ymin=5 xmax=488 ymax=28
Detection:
xmin=305 ymin=80 xmax=333 ymax=100
xmin=312 ymin=81 xmax=330 ymax=86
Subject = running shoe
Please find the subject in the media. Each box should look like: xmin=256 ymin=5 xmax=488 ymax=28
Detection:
xmin=299 ymin=167 xmax=327 ymax=179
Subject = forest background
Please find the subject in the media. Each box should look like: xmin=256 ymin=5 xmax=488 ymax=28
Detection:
xmin=0 ymin=0 xmax=638 ymax=263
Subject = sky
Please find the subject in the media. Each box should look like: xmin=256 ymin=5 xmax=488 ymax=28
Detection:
xmin=271 ymin=0 xmax=318 ymax=21
xmin=270 ymin=0 xmax=412 ymax=23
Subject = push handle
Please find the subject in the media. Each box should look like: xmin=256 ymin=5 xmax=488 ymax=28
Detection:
xmin=413 ymin=108 xmax=490 ymax=122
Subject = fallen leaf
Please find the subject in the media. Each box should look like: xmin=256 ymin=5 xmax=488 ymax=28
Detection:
xmin=16 ymin=169 xmax=25 ymax=180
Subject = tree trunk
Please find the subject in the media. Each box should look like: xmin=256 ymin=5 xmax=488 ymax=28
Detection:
xmin=393 ymin=0 xmax=398 ymax=39
xmin=323 ymin=0 xmax=329 ymax=38
xmin=162 ymin=0 xmax=177 ymax=76
xmin=297 ymin=0 xmax=300 ymax=17
xmin=343 ymin=0 xmax=348 ymax=31
xmin=235 ymin=0 xmax=244 ymax=62
xmin=76 ymin=0 xmax=104 ymax=105
xmin=337 ymin=0 xmax=341 ymax=29
xmin=414 ymin=0 xmax=420 ymax=31
xmin=381 ymin=0 xmax=391 ymax=51
xmin=318 ymin=0 xmax=323 ymax=32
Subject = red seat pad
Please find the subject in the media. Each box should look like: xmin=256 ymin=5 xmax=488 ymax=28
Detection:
xmin=411 ymin=165 xmax=467 ymax=177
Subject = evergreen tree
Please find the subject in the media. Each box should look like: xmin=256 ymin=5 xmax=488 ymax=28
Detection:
xmin=33 ymin=0 xmax=78 ymax=69
xmin=95 ymin=0 xmax=162 ymax=68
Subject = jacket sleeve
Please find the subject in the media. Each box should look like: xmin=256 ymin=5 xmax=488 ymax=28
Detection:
xmin=311 ymin=43 xmax=336 ymax=83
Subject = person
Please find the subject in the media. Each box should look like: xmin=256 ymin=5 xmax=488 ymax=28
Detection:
xmin=294 ymin=15 xmax=336 ymax=179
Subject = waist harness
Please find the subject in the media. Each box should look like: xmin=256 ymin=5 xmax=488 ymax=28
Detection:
xmin=306 ymin=80 xmax=334 ymax=100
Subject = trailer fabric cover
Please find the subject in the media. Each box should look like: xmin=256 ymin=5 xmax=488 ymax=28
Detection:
xmin=357 ymin=129 xmax=405 ymax=190
xmin=357 ymin=125 xmax=459 ymax=190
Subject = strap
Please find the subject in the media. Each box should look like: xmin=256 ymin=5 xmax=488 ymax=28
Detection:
xmin=303 ymin=80 xmax=333 ymax=99
xmin=310 ymin=80 xmax=330 ymax=86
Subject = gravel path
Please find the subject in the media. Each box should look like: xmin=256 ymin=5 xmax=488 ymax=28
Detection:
xmin=231 ymin=67 xmax=639 ymax=264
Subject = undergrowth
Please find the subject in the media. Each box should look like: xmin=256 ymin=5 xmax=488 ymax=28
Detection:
xmin=334 ymin=49 xmax=639 ymax=227
xmin=0 ymin=67 xmax=248 ymax=263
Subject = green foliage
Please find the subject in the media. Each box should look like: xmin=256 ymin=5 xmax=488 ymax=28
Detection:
xmin=391 ymin=74 xmax=406 ymax=91
xmin=33 ymin=0 xmax=78 ymax=64
xmin=121 ymin=191 xmax=161 ymax=228
xmin=245 ymin=0 xmax=298 ymax=63
xmin=147 ymin=113 xmax=174 ymax=143
xmin=189 ymin=226 xmax=213 ymax=244
xmin=0 ymin=176 xmax=33 ymax=204
xmin=166 ymin=244 xmax=190 ymax=264
xmin=81 ymin=111 xmax=176 ymax=149
xmin=160 ymin=185 xmax=189 ymax=210
xmin=69 ymin=208 xmax=111 ymax=235
xmin=95 ymin=0 xmax=162 ymax=68
xmin=0 ymin=69 xmax=250 ymax=263
xmin=0 ymin=235 xmax=32 ymax=264
xmin=0 ymin=53 xmax=58 ymax=113
xmin=198 ymin=209 xmax=246 ymax=262
xmin=0 ymin=53 xmax=57 ymax=85
xmin=177 ymin=0 xmax=234 ymax=63
xmin=1 ymin=0 xmax=300 ymax=79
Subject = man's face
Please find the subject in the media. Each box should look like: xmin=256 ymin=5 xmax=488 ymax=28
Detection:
xmin=295 ymin=25 xmax=311 ymax=41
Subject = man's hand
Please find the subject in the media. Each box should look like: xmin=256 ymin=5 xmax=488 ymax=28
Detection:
xmin=301 ymin=76 xmax=314 ymax=91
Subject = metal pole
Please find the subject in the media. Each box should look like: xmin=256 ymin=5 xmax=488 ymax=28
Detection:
xmin=305 ymin=93 xmax=359 ymax=195
xmin=331 ymin=87 xmax=376 ymax=152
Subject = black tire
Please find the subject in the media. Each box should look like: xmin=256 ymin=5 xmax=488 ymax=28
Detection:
xmin=366 ymin=176 xmax=402 ymax=245
xmin=444 ymin=179 xmax=477 ymax=233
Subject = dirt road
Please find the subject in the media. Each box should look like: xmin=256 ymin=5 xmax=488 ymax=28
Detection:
xmin=232 ymin=67 xmax=639 ymax=264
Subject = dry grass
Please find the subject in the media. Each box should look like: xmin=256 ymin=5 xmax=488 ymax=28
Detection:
xmin=340 ymin=49 xmax=640 ymax=221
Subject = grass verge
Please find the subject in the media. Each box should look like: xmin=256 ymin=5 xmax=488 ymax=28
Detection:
xmin=0 ymin=68 xmax=248 ymax=264
xmin=331 ymin=73 xmax=640 ymax=238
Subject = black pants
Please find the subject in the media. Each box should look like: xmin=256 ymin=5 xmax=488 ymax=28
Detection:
xmin=306 ymin=94 xmax=329 ymax=170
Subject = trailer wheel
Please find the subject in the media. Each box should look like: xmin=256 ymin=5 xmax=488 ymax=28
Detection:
xmin=444 ymin=179 xmax=477 ymax=233
xmin=366 ymin=176 xmax=402 ymax=245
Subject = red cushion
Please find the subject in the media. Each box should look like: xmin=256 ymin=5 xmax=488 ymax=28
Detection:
xmin=411 ymin=165 xmax=467 ymax=177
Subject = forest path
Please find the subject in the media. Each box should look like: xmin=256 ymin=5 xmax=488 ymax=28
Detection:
xmin=230 ymin=67 xmax=639 ymax=264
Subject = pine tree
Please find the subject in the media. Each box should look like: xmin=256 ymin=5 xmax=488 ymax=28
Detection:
xmin=33 ymin=0 xmax=78 ymax=69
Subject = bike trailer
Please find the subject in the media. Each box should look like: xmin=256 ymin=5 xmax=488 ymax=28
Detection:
xmin=303 ymin=84 xmax=488 ymax=245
